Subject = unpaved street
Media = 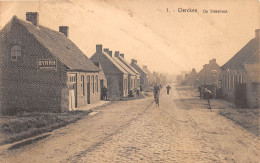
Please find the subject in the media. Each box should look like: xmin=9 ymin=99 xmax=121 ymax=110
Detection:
xmin=1 ymin=85 xmax=259 ymax=163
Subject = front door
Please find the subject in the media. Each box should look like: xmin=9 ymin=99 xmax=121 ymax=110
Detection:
xmin=68 ymin=73 xmax=77 ymax=110
xmin=87 ymin=76 xmax=90 ymax=104
xmin=100 ymin=80 xmax=104 ymax=100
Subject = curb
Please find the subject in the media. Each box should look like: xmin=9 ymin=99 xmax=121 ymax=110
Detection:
xmin=0 ymin=132 xmax=51 ymax=152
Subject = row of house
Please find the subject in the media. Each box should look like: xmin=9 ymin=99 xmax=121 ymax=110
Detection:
xmin=179 ymin=29 xmax=260 ymax=109
xmin=0 ymin=12 xmax=162 ymax=115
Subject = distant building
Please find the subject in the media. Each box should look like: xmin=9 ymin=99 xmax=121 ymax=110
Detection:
xmin=113 ymin=51 xmax=137 ymax=92
xmin=130 ymin=59 xmax=148 ymax=87
xmin=142 ymin=66 xmax=156 ymax=85
xmin=91 ymin=45 xmax=129 ymax=99
xmin=115 ymin=53 xmax=141 ymax=89
xmin=0 ymin=13 xmax=102 ymax=114
xmin=185 ymin=68 xmax=198 ymax=87
xmin=197 ymin=59 xmax=221 ymax=86
xmin=220 ymin=29 xmax=260 ymax=108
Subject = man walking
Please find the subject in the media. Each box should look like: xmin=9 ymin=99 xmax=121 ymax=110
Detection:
xmin=166 ymin=85 xmax=171 ymax=94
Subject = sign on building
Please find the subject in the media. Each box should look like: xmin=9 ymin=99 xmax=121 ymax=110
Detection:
xmin=38 ymin=59 xmax=57 ymax=69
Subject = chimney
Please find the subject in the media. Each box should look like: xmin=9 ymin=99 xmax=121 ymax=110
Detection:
xmin=143 ymin=65 xmax=147 ymax=69
xmin=115 ymin=51 xmax=120 ymax=57
xmin=120 ymin=54 xmax=124 ymax=58
xmin=26 ymin=12 xmax=39 ymax=27
xmin=104 ymin=48 xmax=109 ymax=53
xmin=96 ymin=44 xmax=102 ymax=53
xmin=108 ymin=51 xmax=112 ymax=57
xmin=209 ymin=59 xmax=216 ymax=64
xmin=59 ymin=26 xmax=69 ymax=37
xmin=131 ymin=59 xmax=137 ymax=64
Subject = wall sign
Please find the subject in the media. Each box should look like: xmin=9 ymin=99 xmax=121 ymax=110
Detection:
xmin=38 ymin=59 xmax=57 ymax=69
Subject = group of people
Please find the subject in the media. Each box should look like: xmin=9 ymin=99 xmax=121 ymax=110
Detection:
xmin=198 ymin=85 xmax=213 ymax=109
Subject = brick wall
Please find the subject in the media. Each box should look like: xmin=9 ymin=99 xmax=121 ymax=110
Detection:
xmin=0 ymin=19 xmax=67 ymax=114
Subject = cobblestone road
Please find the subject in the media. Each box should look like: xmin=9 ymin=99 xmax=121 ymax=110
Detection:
xmin=1 ymin=84 xmax=259 ymax=163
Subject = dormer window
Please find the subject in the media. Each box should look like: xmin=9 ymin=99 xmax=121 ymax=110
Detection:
xmin=11 ymin=45 xmax=21 ymax=61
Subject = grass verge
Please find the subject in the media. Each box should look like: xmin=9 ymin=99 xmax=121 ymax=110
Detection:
xmin=0 ymin=110 xmax=91 ymax=145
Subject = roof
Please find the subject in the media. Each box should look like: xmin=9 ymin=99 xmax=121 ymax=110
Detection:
xmin=221 ymin=38 xmax=259 ymax=70
xmin=131 ymin=62 xmax=148 ymax=75
xmin=143 ymin=67 xmax=152 ymax=75
xmin=10 ymin=16 xmax=99 ymax=72
xmin=117 ymin=57 xmax=140 ymax=75
xmin=112 ymin=57 xmax=137 ymax=76
xmin=92 ymin=51 xmax=128 ymax=74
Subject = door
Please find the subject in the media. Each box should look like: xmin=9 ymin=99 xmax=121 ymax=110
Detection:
xmin=69 ymin=90 xmax=75 ymax=111
xmin=68 ymin=73 xmax=77 ymax=110
xmin=87 ymin=75 xmax=90 ymax=104
xmin=235 ymin=83 xmax=247 ymax=108
xmin=100 ymin=80 xmax=104 ymax=100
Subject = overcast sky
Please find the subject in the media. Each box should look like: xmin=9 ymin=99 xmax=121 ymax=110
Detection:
xmin=0 ymin=0 xmax=259 ymax=75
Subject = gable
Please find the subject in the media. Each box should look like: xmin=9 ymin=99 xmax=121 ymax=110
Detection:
xmin=11 ymin=17 xmax=99 ymax=72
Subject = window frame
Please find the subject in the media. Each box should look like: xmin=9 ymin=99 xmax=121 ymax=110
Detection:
xmin=11 ymin=45 xmax=22 ymax=61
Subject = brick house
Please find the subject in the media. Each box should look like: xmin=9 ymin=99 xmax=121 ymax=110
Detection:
xmin=197 ymin=59 xmax=221 ymax=86
xmin=220 ymin=29 xmax=260 ymax=108
xmin=116 ymin=53 xmax=141 ymax=89
xmin=130 ymin=59 xmax=148 ymax=87
xmin=0 ymin=13 xmax=104 ymax=115
xmin=112 ymin=51 xmax=138 ymax=92
xmin=142 ymin=66 xmax=156 ymax=86
xmin=90 ymin=45 xmax=129 ymax=99
xmin=185 ymin=68 xmax=198 ymax=87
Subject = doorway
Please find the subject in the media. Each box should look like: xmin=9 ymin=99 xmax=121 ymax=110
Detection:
xmin=87 ymin=75 xmax=90 ymax=104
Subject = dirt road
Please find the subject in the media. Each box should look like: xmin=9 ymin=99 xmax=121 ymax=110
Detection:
xmin=1 ymin=84 xmax=259 ymax=163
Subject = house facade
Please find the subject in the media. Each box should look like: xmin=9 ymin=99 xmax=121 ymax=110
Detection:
xmin=0 ymin=13 xmax=102 ymax=115
xmin=116 ymin=54 xmax=141 ymax=89
xmin=130 ymin=59 xmax=148 ymax=87
xmin=185 ymin=68 xmax=198 ymax=87
xmin=113 ymin=52 xmax=137 ymax=92
xmin=220 ymin=29 xmax=260 ymax=108
xmin=197 ymin=59 xmax=221 ymax=86
xmin=91 ymin=45 xmax=129 ymax=99
xmin=142 ymin=66 xmax=156 ymax=86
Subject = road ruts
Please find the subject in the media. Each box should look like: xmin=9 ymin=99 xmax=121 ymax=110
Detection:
xmin=70 ymin=85 xmax=259 ymax=163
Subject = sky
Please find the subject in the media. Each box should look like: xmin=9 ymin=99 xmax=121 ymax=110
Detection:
xmin=0 ymin=0 xmax=259 ymax=75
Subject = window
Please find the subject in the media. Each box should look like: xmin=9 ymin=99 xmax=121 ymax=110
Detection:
xmin=95 ymin=75 xmax=98 ymax=93
xmin=92 ymin=75 xmax=94 ymax=94
xmin=81 ymin=75 xmax=85 ymax=96
xmin=11 ymin=45 xmax=22 ymax=61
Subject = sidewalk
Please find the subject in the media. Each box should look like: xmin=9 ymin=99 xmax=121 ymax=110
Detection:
xmin=77 ymin=100 xmax=111 ymax=111
xmin=175 ymin=86 xmax=259 ymax=137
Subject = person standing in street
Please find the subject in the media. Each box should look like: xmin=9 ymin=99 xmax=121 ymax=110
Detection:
xmin=139 ymin=85 xmax=143 ymax=92
xmin=204 ymin=88 xmax=212 ymax=109
xmin=166 ymin=85 xmax=171 ymax=94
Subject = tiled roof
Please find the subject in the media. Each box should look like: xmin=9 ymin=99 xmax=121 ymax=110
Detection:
xmin=221 ymin=38 xmax=259 ymax=70
xmin=92 ymin=51 xmax=128 ymax=74
xmin=12 ymin=16 xmax=99 ymax=72
xmin=131 ymin=62 xmax=148 ymax=75
xmin=117 ymin=57 xmax=140 ymax=75
xmin=113 ymin=57 xmax=137 ymax=75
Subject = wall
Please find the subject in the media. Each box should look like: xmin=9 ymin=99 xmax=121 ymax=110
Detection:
xmin=0 ymin=20 xmax=67 ymax=114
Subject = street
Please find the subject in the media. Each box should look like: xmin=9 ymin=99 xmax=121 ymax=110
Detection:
xmin=1 ymin=84 xmax=259 ymax=163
